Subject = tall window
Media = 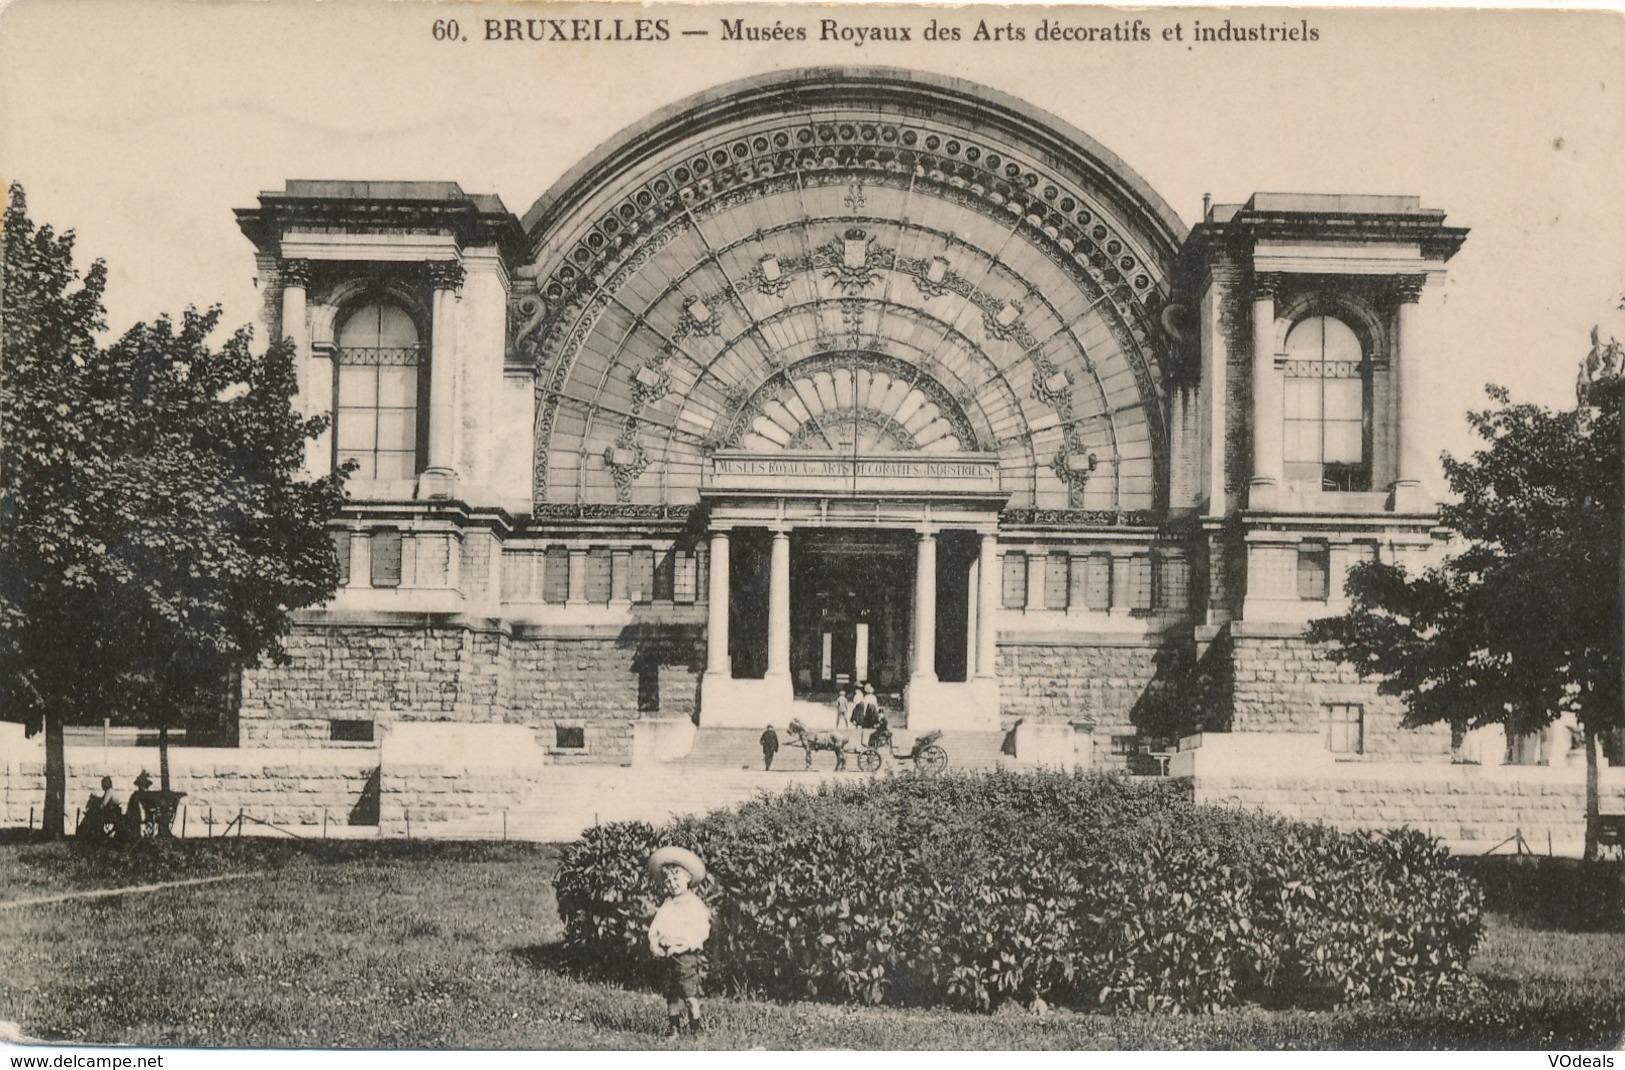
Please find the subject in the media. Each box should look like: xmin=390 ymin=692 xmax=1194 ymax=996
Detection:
xmin=1283 ymin=315 xmax=1369 ymax=491
xmin=335 ymin=302 xmax=424 ymax=480
xmin=1324 ymin=703 xmax=1364 ymax=755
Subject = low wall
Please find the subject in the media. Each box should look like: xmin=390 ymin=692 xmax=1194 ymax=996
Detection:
xmin=1 ymin=723 xmax=380 ymax=834
xmin=1181 ymin=731 xmax=1625 ymax=855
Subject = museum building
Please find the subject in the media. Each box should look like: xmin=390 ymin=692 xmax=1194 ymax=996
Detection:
xmin=231 ymin=68 xmax=1470 ymax=769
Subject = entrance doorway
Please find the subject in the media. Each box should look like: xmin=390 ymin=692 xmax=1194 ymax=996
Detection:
xmin=790 ymin=531 xmax=909 ymax=695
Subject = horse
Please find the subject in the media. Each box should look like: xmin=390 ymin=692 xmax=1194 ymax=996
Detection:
xmin=785 ymin=718 xmax=852 ymax=771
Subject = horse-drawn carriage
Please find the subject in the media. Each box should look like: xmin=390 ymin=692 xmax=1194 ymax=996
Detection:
xmin=785 ymin=719 xmax=949 ymax=776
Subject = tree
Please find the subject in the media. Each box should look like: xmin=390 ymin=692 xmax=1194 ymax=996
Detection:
xmin=0 ymin=183 xmax=348 ymax=837
xmin=1308 ymin=338 xmax=1623 ymax=860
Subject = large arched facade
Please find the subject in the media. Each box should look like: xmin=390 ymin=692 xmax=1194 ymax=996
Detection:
xmin=512 ymin=69 xmax=1186 ymax=516
xmin=236 ymin=66 xmax=1467 ymax=771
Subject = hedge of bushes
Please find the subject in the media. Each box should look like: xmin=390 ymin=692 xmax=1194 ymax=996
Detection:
xmin=553 ymin=771 xmax=1483 ymax=1013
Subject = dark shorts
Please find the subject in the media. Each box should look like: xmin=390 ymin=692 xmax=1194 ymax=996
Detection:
xmin=660 ymin=950 xmax=706 ymax=1001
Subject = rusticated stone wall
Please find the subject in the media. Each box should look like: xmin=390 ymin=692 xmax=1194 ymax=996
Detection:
xmin=240 ymin=617 xmax=704 ymax=764
xmin=997 ymin=636 xmax=1190 ymax=769
xmin=1192 ymin=768 xmax=1625 ymax=851
xmin=1231 ymin=627 xmax=1452 ymax=760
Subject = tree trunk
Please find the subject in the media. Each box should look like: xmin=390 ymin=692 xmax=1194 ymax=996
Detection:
xmin=1584 ymin=722 xmax=1600 ymax=862
xmin=158 ymin=723 xmax=171 ymax=794
xmin=42 ymin=709 xmax=66 ymax=839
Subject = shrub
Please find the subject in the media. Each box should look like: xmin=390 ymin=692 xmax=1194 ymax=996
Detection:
xmin=553 ymin=770 xmax=1482 ymax=1013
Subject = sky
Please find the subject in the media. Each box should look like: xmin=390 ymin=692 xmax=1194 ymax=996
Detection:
xmin=2 ymin=0 xmax=1623 ymax=467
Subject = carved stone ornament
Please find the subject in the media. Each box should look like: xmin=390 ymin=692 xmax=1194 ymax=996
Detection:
xmin=278 ymin=258 xmax=312 ymax=289
xmin=427 ymin=261 xmax=466 ymax=292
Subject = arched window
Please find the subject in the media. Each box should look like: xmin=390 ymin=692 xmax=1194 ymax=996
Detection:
xmin=334 ymin=302 xmax=424 ymax=480
xmin=1282 ymin=315 xmax=1370 ymax=492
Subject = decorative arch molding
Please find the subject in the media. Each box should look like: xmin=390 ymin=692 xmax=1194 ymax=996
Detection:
xmin=518 ymin=67 xmax=1184 ymax=513
xmin=1272 ymin=283 xmax=1393 ymax=368
xmin=310 ymin=276 xmax=431 ymax=352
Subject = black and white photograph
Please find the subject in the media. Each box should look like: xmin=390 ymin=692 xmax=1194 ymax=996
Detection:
xmin=1 ymin=0 xmax=1623 ymax=1055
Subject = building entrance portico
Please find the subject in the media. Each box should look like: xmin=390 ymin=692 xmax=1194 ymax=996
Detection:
xmin=698 ymin=451 xmax=1005 ymax=730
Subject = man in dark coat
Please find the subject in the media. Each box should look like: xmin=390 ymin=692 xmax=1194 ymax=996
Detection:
xmin=760 ymin=724 xmax=779 ymax=770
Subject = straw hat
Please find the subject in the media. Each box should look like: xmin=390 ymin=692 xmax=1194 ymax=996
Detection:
xmin=863 ymin=683 xmax=875 ymax=695
xmin=647 ymin=845 xmax=706 ymax=883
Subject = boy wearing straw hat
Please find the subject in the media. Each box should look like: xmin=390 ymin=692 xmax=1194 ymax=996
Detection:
xmin=647 ymin=845 xmax=711 ymax=1039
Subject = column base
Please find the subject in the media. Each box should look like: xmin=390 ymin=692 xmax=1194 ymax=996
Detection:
xmin=904 ymin=677 xmax=1001 ymax=732
xmin=1245 ymin=477 xmax=1279 ymax=511
xmin=699 ymin=673 xmax=795 ymax=727
xmin=1388 ymin=479 xmax=1431 ymax=513
xmin=416 ymin=467 xmax=458 ymax=500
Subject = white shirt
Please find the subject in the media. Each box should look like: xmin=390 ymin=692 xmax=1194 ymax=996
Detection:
xmin=648 ymin=890 xmax=711 ymax=955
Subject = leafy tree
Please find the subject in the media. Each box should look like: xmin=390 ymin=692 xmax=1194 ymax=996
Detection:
xmin=1309 ymin=338 xmax=1623 ymax=860
xmin=1 ymin=183 xmax=347 ymax=837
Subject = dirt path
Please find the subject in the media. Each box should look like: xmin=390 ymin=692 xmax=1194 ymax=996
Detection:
xmin=0 ymin=872 xmax=264 ymax=910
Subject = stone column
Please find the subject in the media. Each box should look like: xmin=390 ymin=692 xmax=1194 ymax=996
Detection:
xmin=1248 ymin=273 xmax=1282 ymax=509
xmin=705 ymin=531 xmax=731 ymax=677
xmin=420 ymin=261 xmax=464 ymax=498
xmin=766 ymin=529 xmax=792 ymax=681
xmin=976 ymin=532 xmax=999 ymax=679
xmin=912 ymin=531 xmax=938 ymax=683
xmin=965 ymin=553 xmax=979 ymax=680
xmin=1392 ymin=277 xmax=1428 ymax=511
xmin=279 ymin=259 xmax=324 ymax=477
xmin=854 ymin=623 xmax=870 ymax=683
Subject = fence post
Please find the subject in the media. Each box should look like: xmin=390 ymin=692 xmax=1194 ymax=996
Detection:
xmin=237 ymin=808 xmax=244 ymax=838
xmin=180 ymin=806 xmax=187 ymax=839
xmin=502 ymin=809 xmax=507 ymax=842
xmin=208 ymin=807 xmax=214 ymax=839
xmin=405 ymin=810 xmax=411 ymax=840
xmin=28 ymin=807 xmax=34 ymax=831
xmin=323 ymin=808 xmax=329 ymax=839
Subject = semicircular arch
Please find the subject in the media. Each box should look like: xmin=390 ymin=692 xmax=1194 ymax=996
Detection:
xmin=516 ymin=67 xmax=1184 ymax=513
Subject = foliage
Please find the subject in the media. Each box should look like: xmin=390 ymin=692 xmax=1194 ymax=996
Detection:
xmin=0 ymin=183 xmax=347 ymax=833
xmin=1 ymin=836 xmax=1613 ymax=1049
xmin=1308 ymin=363 xmax=1623 ymax=856
xmin=554 ymin=771 xmax=1483 ymax=1014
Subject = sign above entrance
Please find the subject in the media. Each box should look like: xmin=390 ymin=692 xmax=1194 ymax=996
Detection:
xmin=705 ymin=451 xmax=1002 ymax=499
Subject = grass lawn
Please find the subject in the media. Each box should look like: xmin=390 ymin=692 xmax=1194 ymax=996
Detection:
xmin=0 ymin=836 xmax=1621 ymax=1050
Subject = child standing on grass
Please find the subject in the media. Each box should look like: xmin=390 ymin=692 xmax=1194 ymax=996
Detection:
xmin=646 ymin=845 xmax=710 ymax=1039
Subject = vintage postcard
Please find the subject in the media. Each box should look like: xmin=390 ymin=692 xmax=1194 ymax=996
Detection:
xmin=1 ymin=0 xmax=1622 ymax=1058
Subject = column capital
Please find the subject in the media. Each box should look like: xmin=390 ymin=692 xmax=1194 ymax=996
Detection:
xmin=1394 ymin=274 xmax=1427 ymax=303
xmin=427 ymin=260 xmax=466 ymax=292
xmin=278 ymin=258 xmax=312 ymax=289
xmin=1250 ymin=272 xmax=1284 ymax=302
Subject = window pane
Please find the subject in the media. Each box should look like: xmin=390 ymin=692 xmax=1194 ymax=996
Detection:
xmin=1298 ymin=543 xmax=1330 ymax=600
xmin=370 ymin=530 xmax=403 ymax=588
xmin=1320 ymin=317 xmax=1362 ymax=363
xmin=1284 ymin=378 xmax=1322 ymax=419
xmin=1323 ymin=420 xmax=1363 ymax=463
xmin=335 ymin=409 xmax=377 ymax=452
xmin=337 ymin=305 xmax=382 ymax=349
xmin=654 ymin=548 xmax=676 ymax=602
xmin=673 ymin=552 xmax=698 ymax=604
xmin=375 ymin=451 xmax=416 ymax=481
xmin=1283 ymin=421 xmax=1318 ymax=464
xmin=1128 ymin=556 xmax=1153 ymax=611
xmin=375 ymin=305 xmax=418 ymax=348
xmin=1083 ymin=555 xmax=1112 ymax=610
xmin=1284 ymin=316 xmax=1325 ymax=361
xmin=1323 ymin=378 xmax=1363 ymax=419
xmin=585 ymin=548 xmax=613 ymax=604
xmin=630 ymin=548 xmax=655 ymax=603
xmin=377 ymin=410 xmax=416 ymax=452
xmin=377 ymin=366 xmax=419 ymax=408
xmin=1002 ymin=551 xmax=1027 ymax=609
xmin=337 ymin=365 xmax=376 ymax=406
xmin=1044 ymin=552 xmax=1069 ymax=610
xmin=544 ymin=546 xmax=570 ymax=604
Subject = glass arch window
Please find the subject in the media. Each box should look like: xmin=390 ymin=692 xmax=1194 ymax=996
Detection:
xmin=334 ymin=302 xmax=424 ymax=480
xmin=1283 ymin=315 xmax=1370 ymax=492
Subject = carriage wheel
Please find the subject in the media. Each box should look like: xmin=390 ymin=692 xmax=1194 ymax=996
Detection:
xmin=915 ymin=744 xmax=948 ymax=776
xmin=857 ymin=749 xmax=881 ymax=774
